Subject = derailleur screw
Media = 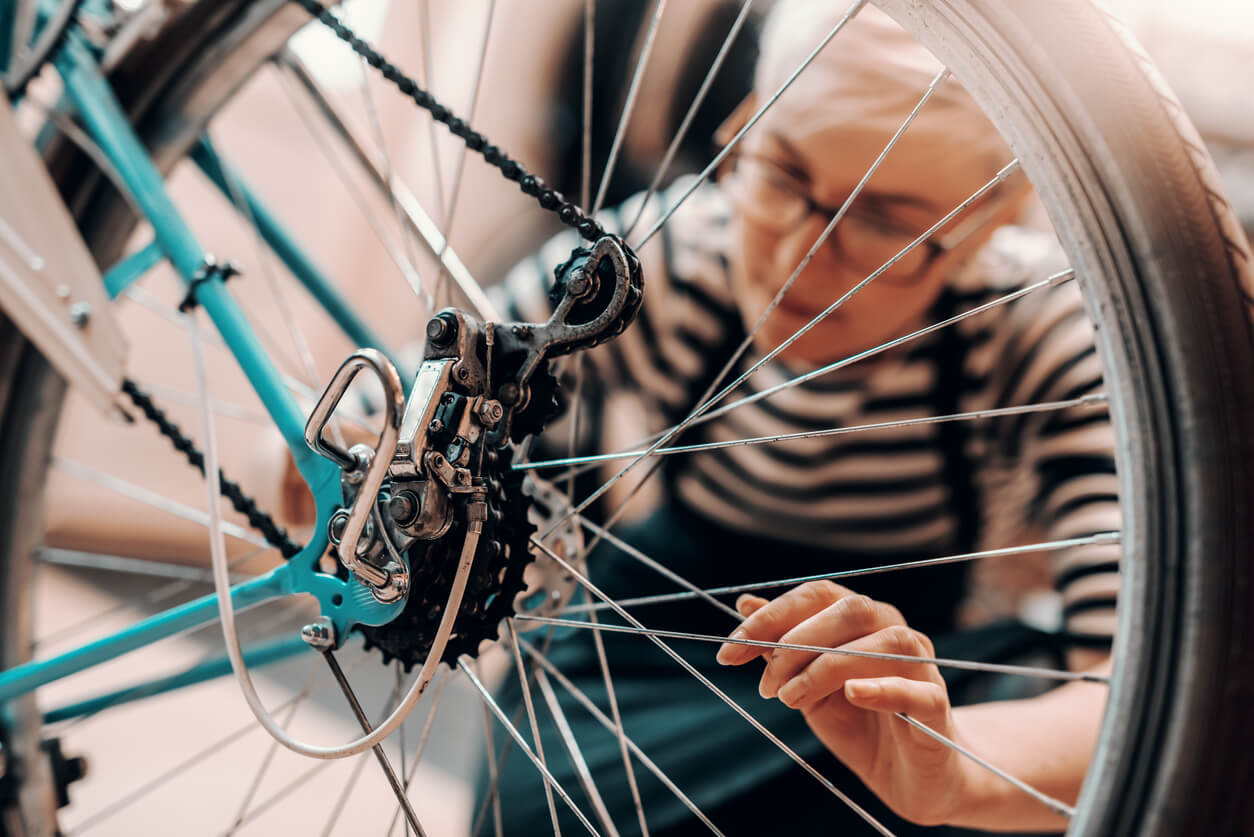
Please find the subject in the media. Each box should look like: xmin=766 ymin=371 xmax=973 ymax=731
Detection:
xmin=477 ymin=399 xmax=504 ymax=428
xmin=328 ymin=510 xmax=349 ymax=544
xmin=428 ymin=418 xmax=445 ymax=435
xmin=300 ymin=617 xmax=336 ymax=651
xmin=426 ymin=313 xmax=457 ymax=347
xmin=389 ymin=490 xmax=420 ymax=526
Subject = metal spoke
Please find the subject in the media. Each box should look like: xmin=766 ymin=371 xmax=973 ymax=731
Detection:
xmin=274 ymin=53 xmax=431 ymax=306
xmin=385 ymin=669 xmax=452 ymax=837
xmin=514 ymin=615 xmax=1109 ymax=685
xmin=431 ymin=0 xmax=497 ymax=310
xmin=621 ymin=0 xmax=757 ymax=239
xmin=416 ymin=0 xmax=448 ymax=226
xmin=478 ymin=662 xmax=505 ymax=837
xmin=520 ymin=636 xmax=724 ymax=836
xmin=319 ymin=673 xmax=409 ymax=837
xmin=139 ymin=382 xmax=273 ymax=426
xmin=523 ymin=393 xmax=1107 ymax=472
xmin=586 ymin=607 xmax=649 ymax=836
xmin=65 ymin=650 xmax=372 ymax=832
xmin=204 ymin=131 xmax=335 ymax=421
xmin=633 ymin=0 xmax=869 ymax=248
xmin=895 ymin=714 xmax=1075 ymax=818
xmin=532 ymin=667 xmax=621 ymax=837
xmin=51 ymin=458 xmax=271 ymax=549
xmin=591 ymin=0 xmax=669 ymax=215
xmin=570 ymin=514 xmax=740 ymax=621
xmin=506 ymin=622 xmax=562 ymax=836
xmin=528 ymin=539 xmax=897 ymax=836
xmin=322 ymin=649 xmax=426 ymax=836
xmin=223 ymin=661 xmax=322 ymax=835
xmin=562 ymin=532 xmax=1121 ymax=615
xmin=580 ymin=0 xmax=594 ymax=211
xmin=357 ymin=54 xmax=434 ymax=310
xmin=554 ymin=160 xmax=1023 ymax=533
xmin=459 ymin=658 xmax=602 ymax=836
xmin=275 ymin=50 xmax=500 ymax=322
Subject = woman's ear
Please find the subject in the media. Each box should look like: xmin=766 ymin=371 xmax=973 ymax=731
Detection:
xmin=715 ymin=94 xmax=757 ymax=148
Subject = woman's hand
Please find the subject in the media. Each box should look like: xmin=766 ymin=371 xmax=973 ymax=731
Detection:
xmin=716 ymin=580 xmax=975 ymax=826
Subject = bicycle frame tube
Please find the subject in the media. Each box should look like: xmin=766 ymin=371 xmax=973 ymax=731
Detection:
xmin=0 ymin=28 xmax=408 ymax=707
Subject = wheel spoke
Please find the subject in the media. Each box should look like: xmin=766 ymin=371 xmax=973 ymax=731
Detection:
xmin=621 ymin=0 xmax=757 ymax=240
xmin=51 ymin=458 xmax=271 ymax=549
xmin=520 ymin=637 xmax=724 ymax=836
xmin=591 ymin=0 xmax=670 ymax=215
xmin=506 ymin=622 xmax=562 ymax=836
xmin=568 ymin=513 xmax=740 ymax=621
xmin=580 ymin=0 xmax=595 ymax=212
xmin=585 ymin=608 xmax=649 ymax=836
xmin=275 ymin=51 xmax=500 ymax=322
xmin=528 ymin=539 xmax=898 ymax=836
xmin=552 ymin=154 xmax=1023 ymax=546
xmin=431 ymin=0 xmax=498 ymax=310
xmin=532 ymin=666 xmax=622 ymax=837
xmin=523 ymin=393 xmax=1106 ymax=472
xmin=459 ymin=658 xmax=602 ymax=836
xmin=322 ymin=649 xmax=427 ymax=836
xmin=515 ymin=614 xmax=1109 ymax=685
xmin=632 ymin=0 xmax=870 ymax=248
xmin=385 ymin=669 xmax=452 ymax=836
xmin=894 ymin=713 xmax=1075 ymax=818
xmin=63 ymin=650 xmax=373 ymax=832
xmin=561 ymin=532 xmax=1120 ymax=615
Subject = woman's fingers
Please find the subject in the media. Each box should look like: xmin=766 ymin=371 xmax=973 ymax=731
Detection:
xmin=717 ymin=580 xmax=853 ymax=665
xmin=843 ymin=676 xmax=950 ymax=727
xmin=758 ymin=594 xmax=904 ymax=698
xmin=774 ymin=624 xmax=940 ymax=709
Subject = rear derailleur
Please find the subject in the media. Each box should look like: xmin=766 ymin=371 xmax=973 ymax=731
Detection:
xmin=303 ymin=235 xmax=642 ymax=664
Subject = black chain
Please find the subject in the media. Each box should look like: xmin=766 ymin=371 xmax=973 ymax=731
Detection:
xmin=121 ymin=379 xmax=303 ymax=559
xmin=290 ymin=0 xmax=608 ymax=243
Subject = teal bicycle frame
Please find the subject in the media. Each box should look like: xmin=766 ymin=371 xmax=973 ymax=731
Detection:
xmin=0 ymin=7 xmax=408 ymax=718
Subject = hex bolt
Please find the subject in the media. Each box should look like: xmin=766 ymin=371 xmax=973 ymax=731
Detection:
xmin=455 ymin=365 xmax=471 ymax=383
xmin=69 ymin=301 xmax=91 ymax=329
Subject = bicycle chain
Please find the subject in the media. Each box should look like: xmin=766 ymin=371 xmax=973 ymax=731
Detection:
xmin=120 ymin=379 xmax=303 ymax=558
xmin=289 ymin=0 xmax=608 ymax=243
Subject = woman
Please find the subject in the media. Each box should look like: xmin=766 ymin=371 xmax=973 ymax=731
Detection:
xmin=488 ymin=2 xmax=1117 ymax=833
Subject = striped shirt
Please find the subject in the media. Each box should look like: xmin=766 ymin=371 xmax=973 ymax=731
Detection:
xmin=497 ymin=178 xmax=1120 ymax=640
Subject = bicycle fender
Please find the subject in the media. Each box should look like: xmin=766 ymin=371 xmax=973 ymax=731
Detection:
xmin=0 ymin=90 xmax=126 ymax=416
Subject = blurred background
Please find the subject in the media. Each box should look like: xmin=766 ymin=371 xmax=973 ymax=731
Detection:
xmin=21 ymin=0 xmax=1254 ymax=833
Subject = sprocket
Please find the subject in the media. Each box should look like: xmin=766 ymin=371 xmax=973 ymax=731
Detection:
xmin=358 ymin=447 xmax=536 ymax=669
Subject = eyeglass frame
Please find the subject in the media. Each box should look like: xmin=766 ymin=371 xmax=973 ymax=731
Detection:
xmin=717 ymin=150 xmax=1015 ymax=282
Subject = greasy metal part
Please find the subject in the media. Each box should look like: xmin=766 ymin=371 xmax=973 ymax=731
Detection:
xmin=514 ymin=477 xmax=585 ymax=629
xmin=299 ymin=616 xmax=336 ymax=651
xmin=0 ymin=88 xmax=126 ymax=416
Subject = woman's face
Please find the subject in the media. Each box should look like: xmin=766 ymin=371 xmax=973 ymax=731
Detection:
xmin=726 ymin=114 xmax=1001 ymax=368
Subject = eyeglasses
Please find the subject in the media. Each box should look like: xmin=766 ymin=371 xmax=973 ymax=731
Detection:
xmin=720 ymin=152 xmax=1007 ymax=280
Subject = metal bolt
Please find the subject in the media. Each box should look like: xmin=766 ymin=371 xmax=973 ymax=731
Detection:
xmin=567 ymin=273 xmax=590 ymax=298
xmin=428 ymin=418 xmax=445 ymax=435
xmin=389 ymin=491 xmax=419 ymax=525
xmin=426 ymin=313 xmax=457 ymax=346
xmin=477 ymin=399 xmax=504 ymax=428
xmin=300 ymin=618 xmax=336 ymax=650
xmin=328 ymin=511 xmax=349 ymax=544
xmin=455 ymin=365 xmax=471 ymax=382
xmin=69 ymin=301 xmax=91 ymax=328
xmin=511 ymin=324 xmax=531 ymax=339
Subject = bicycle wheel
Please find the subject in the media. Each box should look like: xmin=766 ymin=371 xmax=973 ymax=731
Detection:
xmin=2 ymin=0 xmax=1252 ymax=835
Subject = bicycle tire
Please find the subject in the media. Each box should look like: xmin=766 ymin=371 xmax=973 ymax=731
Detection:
xmin=1 ymin=1 xmax=1252 ymax=834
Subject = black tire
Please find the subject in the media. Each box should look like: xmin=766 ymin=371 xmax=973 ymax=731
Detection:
xmin=1 ymin=1 xmax=1252 ymax=834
